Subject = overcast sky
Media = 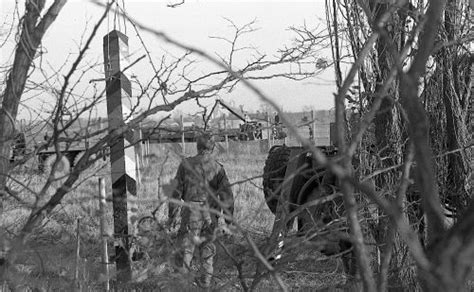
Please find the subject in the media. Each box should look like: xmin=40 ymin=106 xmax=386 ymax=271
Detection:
xmin=1 ymin=0 xmax=337 ymax=120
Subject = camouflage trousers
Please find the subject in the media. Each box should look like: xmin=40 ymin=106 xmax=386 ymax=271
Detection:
xmin=177 ymin=201 xmax=217 ymax=288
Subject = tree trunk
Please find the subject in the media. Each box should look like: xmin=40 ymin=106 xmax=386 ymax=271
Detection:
xmin=438 ymin=2 xmax=472 ymax=215
xmin=0 ymin=0 xmax=66 ymax=212
xmin=370 ymin=3 xmax=409 ymax=290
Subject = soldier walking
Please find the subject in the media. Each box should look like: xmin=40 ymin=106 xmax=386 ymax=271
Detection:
xmin=169 ymin=133 xmax=234 ymax=289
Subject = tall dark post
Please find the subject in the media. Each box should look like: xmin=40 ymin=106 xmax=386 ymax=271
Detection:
xmin=103 ymin=30 xmax=138 ymax=282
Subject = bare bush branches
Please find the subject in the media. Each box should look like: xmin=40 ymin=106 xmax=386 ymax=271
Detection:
xmin=2 ymin=0 xmax=472 ymax=290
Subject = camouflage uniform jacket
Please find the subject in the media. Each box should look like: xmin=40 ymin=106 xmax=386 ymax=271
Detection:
xmin=169 ymin=153 xmax=234 ymax=221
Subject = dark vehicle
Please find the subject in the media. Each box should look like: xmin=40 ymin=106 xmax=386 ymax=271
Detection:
xmin=35 ymin=136 xmax=104 ymax=174
xmin=207 ymin=99 xmax=284 ymax=141
xmin=141 ymin=125 xmax=201 ymax=143
xmin=262 ymin=124 xmax=357 ymax=275
xmin=11 ymin=126 xmax=107 ymax=175
xmin=271 ymin=122 xmax=287 ymax=140
xmin=10 ymin=132 xmax=26 ymax=161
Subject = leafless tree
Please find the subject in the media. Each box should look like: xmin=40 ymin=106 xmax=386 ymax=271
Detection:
xmin=317 ymin=0 xmax=473 ymax=290
xmin=0 ymin=1 xmax=330 ymax=289
xmin=2 ymin=0 xmax=471 ymax=290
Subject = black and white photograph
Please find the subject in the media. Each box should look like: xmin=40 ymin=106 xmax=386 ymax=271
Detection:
xmin=0 ymin=0 xmax=472 ymax=290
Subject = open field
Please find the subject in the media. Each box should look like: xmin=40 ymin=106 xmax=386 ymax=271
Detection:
xmin=1 ymin=144 xmax=345 ymax=291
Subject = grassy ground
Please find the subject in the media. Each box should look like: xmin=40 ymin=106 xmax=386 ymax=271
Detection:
xmin=1 ymin=145 xmax=345 ymax=291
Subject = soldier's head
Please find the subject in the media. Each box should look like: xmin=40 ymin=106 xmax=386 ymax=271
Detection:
xmin=196 ymin=133 xmax=215 ymax=154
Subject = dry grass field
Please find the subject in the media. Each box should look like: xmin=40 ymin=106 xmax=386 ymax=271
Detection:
xmin=1 ymin=142 xmax=345 ymax=291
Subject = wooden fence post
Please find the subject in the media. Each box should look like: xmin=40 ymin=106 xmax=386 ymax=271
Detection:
xmin=145 ymin=138 xmax=150 ymax=164
xmin=266 ymin=112 xmax=271 ymax=150
xmin=99 ymin=178 xmax=110 ymax=291
xmin=180 ymin=115 xmax=185 ymax=155
xmin=103 ymin=30 xmax=138 ymax=282
xmin=74 ymin=219 xmax=81 ymax=291
xmin=223 ymin=113 xmax=229 ymax=152
xmin=134 ymin=127 xmax=142 ymax=186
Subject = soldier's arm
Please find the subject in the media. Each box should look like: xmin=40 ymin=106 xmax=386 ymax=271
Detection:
xmin=169 ymin=162 xmax=185 ymax=221
xmin=216 ymin=167 xmax=234 ymax=223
